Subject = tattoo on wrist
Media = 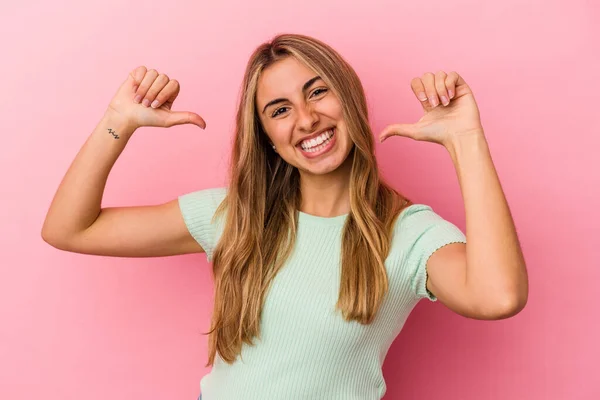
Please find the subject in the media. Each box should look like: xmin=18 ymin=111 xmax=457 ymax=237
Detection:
xmin=108 ymin=128 xmax=120 ymax=139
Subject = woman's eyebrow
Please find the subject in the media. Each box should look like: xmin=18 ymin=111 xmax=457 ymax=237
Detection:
xmin=261 ymin=76 xmax=322 ymax=114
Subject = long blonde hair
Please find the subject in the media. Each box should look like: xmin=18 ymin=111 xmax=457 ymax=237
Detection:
xmin=206 ymin=33 xmax=411 ymax=366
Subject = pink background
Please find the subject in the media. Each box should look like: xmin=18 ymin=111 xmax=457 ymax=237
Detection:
xmin=1 ymin=0 xmax=598 ymax=399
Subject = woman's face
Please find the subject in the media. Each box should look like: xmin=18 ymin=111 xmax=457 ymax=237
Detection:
xmin=256 ymin=57 xmax=354 ymax=176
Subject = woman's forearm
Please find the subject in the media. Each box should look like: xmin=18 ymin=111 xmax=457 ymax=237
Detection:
xmin=41 ymin=109 xmax=136 ymax=242
xmin=446 ymin=130 xmax=528 ymax=309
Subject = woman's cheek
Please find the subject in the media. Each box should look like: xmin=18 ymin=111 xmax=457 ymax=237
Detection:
xmin=323 ymin=95 xmax=344 ymax=115
xmin=275 ymin=121 xmax=295 ymax=145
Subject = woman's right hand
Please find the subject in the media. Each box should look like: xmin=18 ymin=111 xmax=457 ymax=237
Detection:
xmin=107 ymin=66 xmax=206 ymax=132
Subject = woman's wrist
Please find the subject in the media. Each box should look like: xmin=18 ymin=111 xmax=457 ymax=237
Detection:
xmin=102 ymin=107 xmax=138 ymax=139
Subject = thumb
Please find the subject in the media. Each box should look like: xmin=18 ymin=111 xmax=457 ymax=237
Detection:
xmin=378 ymin=123 xmax=420 ymax=142
xmin=165 ymin=111 xmax=207 ymax=129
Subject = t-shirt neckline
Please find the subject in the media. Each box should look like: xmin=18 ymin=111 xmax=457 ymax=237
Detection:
xmin=297 ymin=210 xmax=349 ymax=227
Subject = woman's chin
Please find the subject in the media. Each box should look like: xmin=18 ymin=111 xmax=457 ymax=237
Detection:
xmin=298 ymin=154 xmax=348 ymax=176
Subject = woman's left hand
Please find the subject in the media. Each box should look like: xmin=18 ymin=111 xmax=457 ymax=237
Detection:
xmin=378 ymin=71 xmax=484 ymax=147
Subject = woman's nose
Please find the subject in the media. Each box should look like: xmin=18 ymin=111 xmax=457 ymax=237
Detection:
xmin=296 ymin=104 xmax=319 ymax=132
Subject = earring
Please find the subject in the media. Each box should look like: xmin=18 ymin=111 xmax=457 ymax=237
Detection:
xmin=272 ymin=145 xmax=276 ymax=150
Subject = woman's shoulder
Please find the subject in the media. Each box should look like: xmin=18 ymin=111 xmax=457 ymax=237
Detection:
xmin=391 ymin=202 xmax=464 ymax=247
xmin=395 ymin=203 xmax=436 ymax=228
xmin=177 ymin=186 xmax=229 ymax=226
xmin=392 ymin=204 xmax=465 ymax=250
xmin=179 ymin=186 xmax=228 ymax=206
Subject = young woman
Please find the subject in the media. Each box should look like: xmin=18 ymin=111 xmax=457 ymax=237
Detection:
xmin=42 ymin=34 xmax=528 ymax=399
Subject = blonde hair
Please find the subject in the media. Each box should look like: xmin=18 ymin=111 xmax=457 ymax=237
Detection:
xmin=206 ymin=33 xmax=411 ymax=366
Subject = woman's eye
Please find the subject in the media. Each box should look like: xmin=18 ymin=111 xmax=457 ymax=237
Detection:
xmin=272 ymin=107 xmax=288 ymax=117
xmin=311 ymin=88 xmax=328 ymax=97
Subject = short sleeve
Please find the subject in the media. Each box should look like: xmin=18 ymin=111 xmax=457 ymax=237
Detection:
xmin=398 ymin=204 xmax=467 ymax=302
xmin=178 ymin=187 xmax=227 ymax=262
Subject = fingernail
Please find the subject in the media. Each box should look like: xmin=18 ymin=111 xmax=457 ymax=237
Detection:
xmin=134 ymin=95 xmax=142 ymax=103
xmin=417 ymin=92 xmax=427 ymax=101
xmin=448 ymin=89 xmax=454 ymax=99
xmin=429 ymin=96 xmax=438 ymax=107
xmin=151 ymin=100 xmax=159 ymax=108
xmin=142 ymin=98 xmax=150 ymax=107
xmin=440 ymin=95 xmax=449 ymax=106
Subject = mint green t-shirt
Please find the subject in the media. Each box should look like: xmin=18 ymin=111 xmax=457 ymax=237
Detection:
xmin=178 ymin=187 xmax=466 ymax=400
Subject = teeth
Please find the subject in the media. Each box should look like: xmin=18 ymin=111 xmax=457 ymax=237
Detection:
xmin=300 ymin=129 xmax=334 ymax=150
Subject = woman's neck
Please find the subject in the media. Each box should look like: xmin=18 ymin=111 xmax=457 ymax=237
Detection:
xmin=298 ymin=155 xmax=352 ymax=218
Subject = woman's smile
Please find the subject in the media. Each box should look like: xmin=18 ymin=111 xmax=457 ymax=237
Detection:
xmin=296 ymin=127 xmax=337 ymax=159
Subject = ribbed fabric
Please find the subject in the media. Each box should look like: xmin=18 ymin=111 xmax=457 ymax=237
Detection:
xmin=178 ymin=187 xmax=467 ymax=400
